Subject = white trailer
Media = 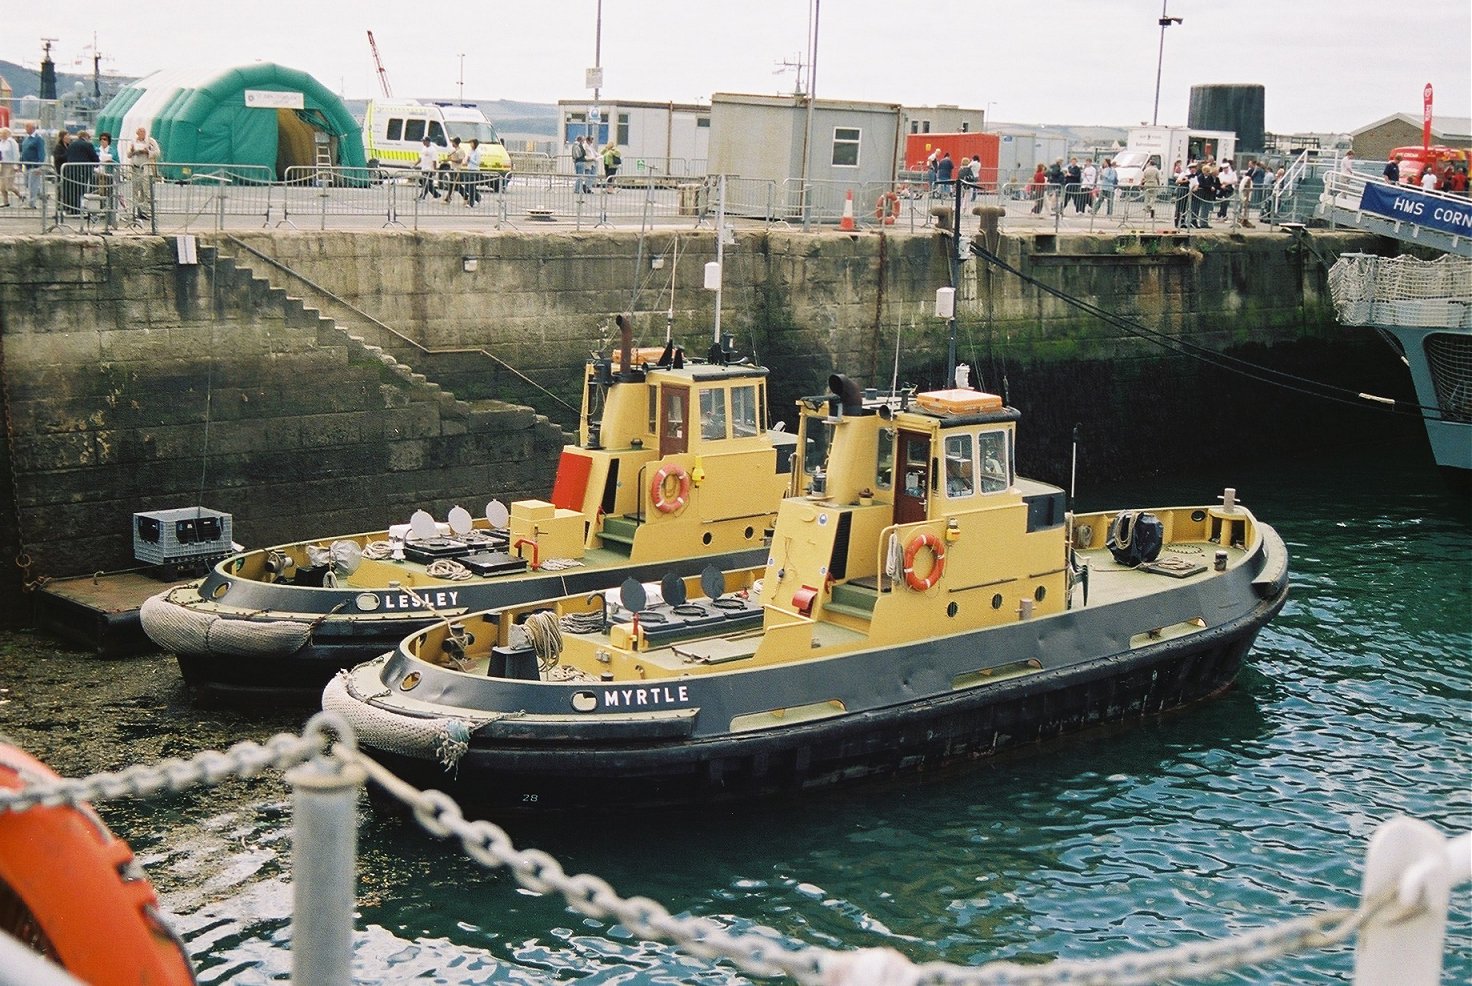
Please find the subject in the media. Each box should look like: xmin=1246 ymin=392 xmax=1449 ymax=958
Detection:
xmin=1115 ymin=126 xmax=1237 ymax=186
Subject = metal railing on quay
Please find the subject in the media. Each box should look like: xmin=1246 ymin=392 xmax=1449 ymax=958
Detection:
xmin=4 ymin=164 xmax=1320 ymax=237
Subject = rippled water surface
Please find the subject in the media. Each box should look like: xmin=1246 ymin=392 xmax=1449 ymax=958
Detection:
xmin=2 ymin=446 xmax=1468 ymax=984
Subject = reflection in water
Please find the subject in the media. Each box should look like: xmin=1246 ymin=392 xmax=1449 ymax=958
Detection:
xmin=0 ymin=443 xmax=1467 ymax=984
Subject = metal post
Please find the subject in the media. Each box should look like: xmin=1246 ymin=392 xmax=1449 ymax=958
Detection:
xmin=714 ymin=175 xmax=727 ymax=345
xmin=946 ymin=170 xmax=962 ymax=382
xmin=1152 ymin=1 xmax=1182 ymax=126
xmin=1353 ymin=816 xmax=1465 ymax=986
xmin=286 ymin=754 xmax=365 ymax=986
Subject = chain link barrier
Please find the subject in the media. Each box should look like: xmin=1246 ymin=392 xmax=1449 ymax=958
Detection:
xmin=0 ymin=715 xmax=1463 ymax=986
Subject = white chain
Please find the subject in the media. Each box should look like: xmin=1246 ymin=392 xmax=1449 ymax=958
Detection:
xmin=0 ymin=720 xmax=1450 ymax=986
xmin=340 ymin=746 xmax=830 ymax=982
xmin=0 ymin=724 xmax=333 ymax=813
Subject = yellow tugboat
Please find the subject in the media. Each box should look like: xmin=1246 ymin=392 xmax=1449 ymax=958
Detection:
xmin=143 ymin=324 xmax=794 ymax=702
xmin=327 ymin=375 xmax=1290 ymax=814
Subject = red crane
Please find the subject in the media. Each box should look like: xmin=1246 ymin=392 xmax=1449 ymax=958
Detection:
xmin=367 ymin=30 xmax=392 ymax=99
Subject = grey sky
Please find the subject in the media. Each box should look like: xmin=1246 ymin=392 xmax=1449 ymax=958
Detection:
xmin=5 ymin=1 xmax=1469 ymax=134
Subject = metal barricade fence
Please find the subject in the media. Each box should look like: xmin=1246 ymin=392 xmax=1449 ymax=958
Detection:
xmin=280 ymin=165 xmax=399 ymax=229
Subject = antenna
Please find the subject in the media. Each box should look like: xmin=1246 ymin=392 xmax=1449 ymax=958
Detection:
xmin=366 ymin=30 xmax=392 ymax=99
xmin=774 ymin=53 xmax=807 ymax=96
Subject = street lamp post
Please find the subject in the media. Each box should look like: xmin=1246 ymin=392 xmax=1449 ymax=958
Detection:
xmin=1152 ymin=1 xmax=1182 ymax=126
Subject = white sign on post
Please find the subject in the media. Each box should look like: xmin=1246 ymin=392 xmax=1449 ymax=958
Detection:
xmin=585 ymin=67 xmax=603 ymax=90
xmin=244 ymin=89 xmax=305 ymax=109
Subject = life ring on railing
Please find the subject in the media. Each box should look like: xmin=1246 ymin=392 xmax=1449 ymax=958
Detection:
xmin=0 ymin=743 xmax=196 ymax=986
xmin=875 ymin=191 xmax=901 ymax=224
xmin=903 ymin=531 xmax=946 ymax=591
xmin=650 ymin=463 xmax=692 ymax=513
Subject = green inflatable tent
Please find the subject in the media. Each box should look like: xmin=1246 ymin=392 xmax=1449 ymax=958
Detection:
xmin=97 ymin=62 xmax=366 ymax=182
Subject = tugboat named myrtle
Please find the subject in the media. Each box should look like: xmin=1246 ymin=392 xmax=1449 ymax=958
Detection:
xmin=326 ymin=375 xmax=1290 ymax=814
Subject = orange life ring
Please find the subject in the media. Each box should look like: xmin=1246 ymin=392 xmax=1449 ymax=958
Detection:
xmin=0 ymin=744 xmax=195 ymax=986
xmin=650 ymin=463 xmax=692 ymax=513
xmin=903 ymin=531 xmax=946 ymax=591
xmin=875 ymin=191 xmax=901 ymax=224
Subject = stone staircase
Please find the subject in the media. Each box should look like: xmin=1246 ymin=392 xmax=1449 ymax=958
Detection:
xmin=197 ymin=239 xmax=572 ymax=446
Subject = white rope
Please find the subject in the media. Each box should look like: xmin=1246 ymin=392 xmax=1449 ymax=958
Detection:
xmin=361 ymin=539 xmax=394 ymax=560
xmin=522 ymin=610 xmax=564 ymax=671
xmin=539 ymin=557 xmax=585 ymax=571
xmin=425 ymin=558 xmax=473 ymax=580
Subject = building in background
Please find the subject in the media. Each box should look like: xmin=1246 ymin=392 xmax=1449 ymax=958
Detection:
xmin=556 ymin=99 xmax=710 ymax=178
xmin=707 ymin=92 xmax=902 ymax=221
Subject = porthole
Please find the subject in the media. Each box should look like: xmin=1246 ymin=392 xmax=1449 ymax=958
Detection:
xmin=991 ymin=593 xmax=1003 ymax=610
xmin=400 ymin=671 xmax=422 ymax=691
xmin=1190 ymin=509 xmax=1207 ymax=522
xmin=1035 ymin=586 xmax=1046 ymax=602
xmin=571 ymin=691 xmax=598 ymax=712
xmin=211 ymin=581 xmax=230 ymax=600
xmin=947 ymin=601 xmax=958 ymax=618
xmin=356 ymin=592 xmax=381 ymax=611
xmin=744 ymin=526 xmax=754 ymax=540
xmin=702 ymin=532 xmax=712 ymax=545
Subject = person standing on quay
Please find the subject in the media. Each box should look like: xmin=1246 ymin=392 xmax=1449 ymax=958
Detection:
xmin=465 ymin=138 xmax=483 ymax=207
xmin=416 ymin=137 xmax=441 ymax=200
xmin=444 ymin=137 xmax=468 ymax=204
xmin=126 ymin=126 xmax=161 ymax=221
xmin=1027 ymin=162 xmax=1047 ymax=214
xmin=1093 ymin=158 xmax=1117 ymax=216
xmin=601 ymin=141 xmax=621 ymax=190
xmin=0 ymin=128 xmax=19 ymax=206
xmin=1140 ymin=157 xmax=1161 ymax=219
xmin=62 ymin=130 xmax=99 ymax=216
xmin=20 ymin=123 xmax=46 ymax=209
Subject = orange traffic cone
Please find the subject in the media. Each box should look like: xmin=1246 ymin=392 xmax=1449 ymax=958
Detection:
xmin=840 ymin=189 xmax=856 ymax=231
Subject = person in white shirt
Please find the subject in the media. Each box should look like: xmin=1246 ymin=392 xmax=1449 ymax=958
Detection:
xmin=416 ymin=137 xmax=441 ymax=200
xmin=1420 ymin=167 xmax=1439 ymax=192
xmin=0 ymin=128 xmax=20 ymax=206
xmin=125 ymin=127 xmax=161 ymax=220
xmin=1216 ymin=160 xmax=1236 ymax=219
xmin=465 ymin=138 xmax=483 ymax=207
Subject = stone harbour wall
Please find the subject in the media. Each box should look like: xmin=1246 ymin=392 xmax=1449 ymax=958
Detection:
xmin=0 ymin=225 xmax=1404 ymax=610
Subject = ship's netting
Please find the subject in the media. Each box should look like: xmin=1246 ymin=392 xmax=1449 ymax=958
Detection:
xmin=1427 ymin=333 xmax=1472 ymax=423
xmin=1328 ymin=252 xmax=1472 ymax=327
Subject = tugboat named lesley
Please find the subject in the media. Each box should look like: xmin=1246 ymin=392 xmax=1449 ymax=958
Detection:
xmin=143 ymin=322 xmax=795 ymax=702
xmin=325 ymin=374 xmax=1290 ymax=814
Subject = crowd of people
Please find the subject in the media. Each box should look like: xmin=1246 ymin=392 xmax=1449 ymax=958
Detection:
xmin=1378 ymin=152 xmax=1469 ymax=194
xmin=0 ymin=123 xmax=161 ymax=222
xmin=1021 ymin=154 xmax=1290 ymax=228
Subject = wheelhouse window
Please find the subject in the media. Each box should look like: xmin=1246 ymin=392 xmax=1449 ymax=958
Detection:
xmin=804 ymin=418 xmax=832 ymax=480
xmin=730 ymin=384 xmax=762 ymax=437
xmin=832 ymin=127 xmax=861 ymax=168
xmin=944 ymin=433 xmax=975 ymax=498
xmin=876 ymin=427 xmax=895 ymax=490
xmin=978 ymin=430 xmax=1010 ymax=492
xmin=663 ymin=390 xmax=685 ymax=440
xmin=699 ymin=388 xmax=728 ymax=441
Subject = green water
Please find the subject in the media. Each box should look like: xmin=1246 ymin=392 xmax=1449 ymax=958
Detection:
xmin=1 ymin=441 xmax=1468 ymax=984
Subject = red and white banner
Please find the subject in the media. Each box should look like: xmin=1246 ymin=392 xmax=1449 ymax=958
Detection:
xmin=1423 ymin=83 xmax=1433 ymax=149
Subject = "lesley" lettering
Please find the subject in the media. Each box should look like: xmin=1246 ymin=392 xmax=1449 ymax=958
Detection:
xmin=381 ymin=590 xmax=460 ymax=610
